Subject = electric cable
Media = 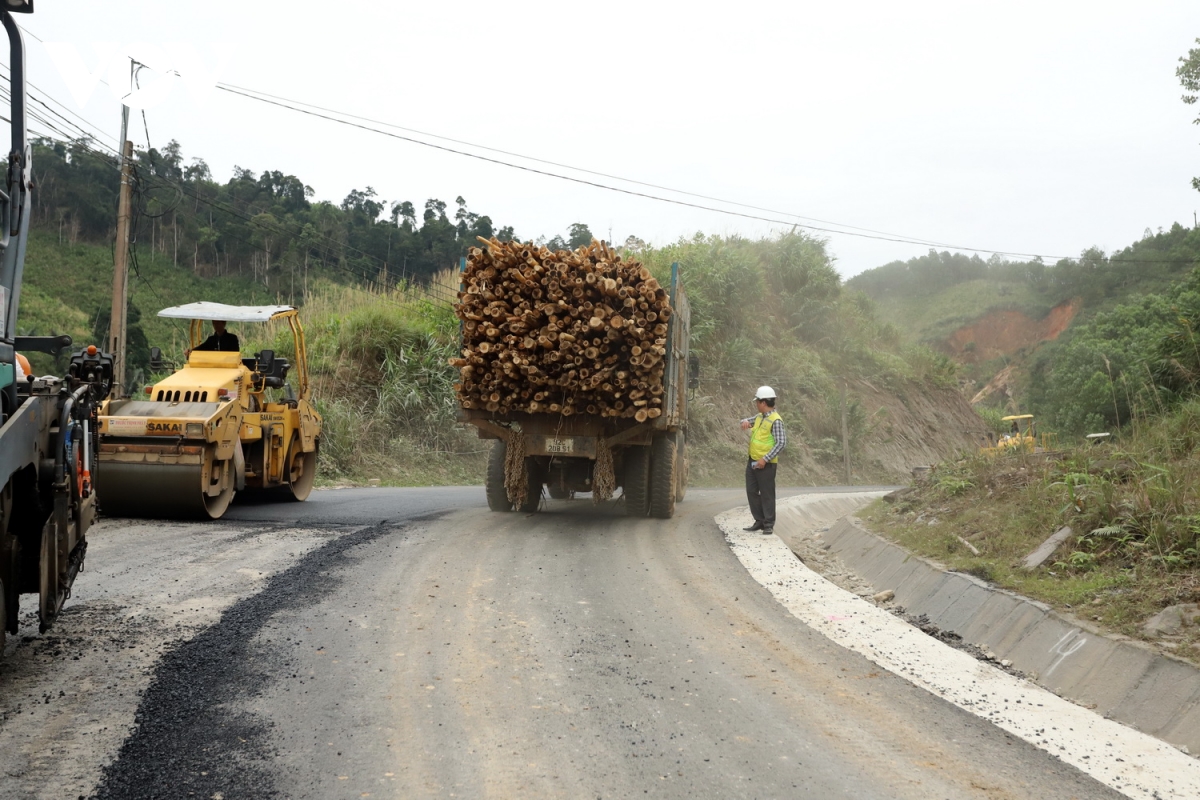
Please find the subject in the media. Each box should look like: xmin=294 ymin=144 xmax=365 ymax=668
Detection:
xmin=216 ymin=81 xmax=964 ymax=250
xmin=9 ymin=19 xmax=1193 ymax=267
xmin=5 ymin=53 xmax=1184 ymax=273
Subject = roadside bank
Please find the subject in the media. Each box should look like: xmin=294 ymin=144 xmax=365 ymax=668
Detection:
xmin=719 ymin=491 xmax=1200 ymax=799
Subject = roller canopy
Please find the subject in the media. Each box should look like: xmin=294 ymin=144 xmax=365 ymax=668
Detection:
xmin=157 ymin=302 xmax=295 ymax=322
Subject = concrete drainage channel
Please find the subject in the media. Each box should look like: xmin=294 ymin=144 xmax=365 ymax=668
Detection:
xmin=717 ymin=491 xmax=1200 ymax=800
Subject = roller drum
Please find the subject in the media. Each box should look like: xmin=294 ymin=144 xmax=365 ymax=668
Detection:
xmin=96 ymin=461 xmax=234 ymax=520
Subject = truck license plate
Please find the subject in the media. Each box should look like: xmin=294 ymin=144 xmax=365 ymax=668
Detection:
xmin=546 ymin=437 xmax=574 ymax=454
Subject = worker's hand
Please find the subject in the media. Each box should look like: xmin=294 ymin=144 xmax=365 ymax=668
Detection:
xmin=740 ymin=419 xmax=751 ymax=430
xmin=755 ymin=457 xmax=767 ymax=470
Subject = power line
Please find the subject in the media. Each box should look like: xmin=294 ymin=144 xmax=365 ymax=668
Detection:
xmin=0 ymin=23 xmax=961 ymax=250
xmin=0 ymin=59 xmax=119 ymax=146
xmin=9 ymin=45 xmax=1196 ymax=279
xmin=56 ymin=124 xmax=455 ymax=306
xmin=6 ymin=20 xmax=1191 ymax=266
xmin=22 ymin=89 xmax=1200 ymax=277
xmin=16 ymin=121 xmax=456 ymax=311
xmin=216 ymin=81 xmax=964 ymax=250
xmin=219 ymin=84 xmax=1053 ymax=259
xmin=1 ymin=20 xmax=994 ymax=255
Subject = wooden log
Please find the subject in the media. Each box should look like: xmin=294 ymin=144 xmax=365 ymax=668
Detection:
xmin=455 ymin=239 xmax=674 ymax=415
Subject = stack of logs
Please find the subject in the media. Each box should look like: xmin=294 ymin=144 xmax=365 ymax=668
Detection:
xmin=451 ymin=238 xmax=672 ymax=422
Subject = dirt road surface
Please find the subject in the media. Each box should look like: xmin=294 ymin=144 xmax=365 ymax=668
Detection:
xmin=0 ymin=487 xmax=1120 ymax=799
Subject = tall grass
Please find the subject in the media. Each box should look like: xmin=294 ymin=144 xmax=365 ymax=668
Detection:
xmin=918 ymin=396 xmax=1200 ymax=572
xmin=209 ymin=272 xmax=486 ymax=484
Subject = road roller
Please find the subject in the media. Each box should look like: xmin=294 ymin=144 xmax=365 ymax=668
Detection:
xmin=96 ymin=303 xmax=322 ymax=519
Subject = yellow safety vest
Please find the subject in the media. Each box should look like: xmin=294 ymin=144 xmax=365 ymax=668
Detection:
xmin=749 ymin=411 xmax=782 ymax=462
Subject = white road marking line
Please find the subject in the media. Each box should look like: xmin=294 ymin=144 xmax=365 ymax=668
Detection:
xmin=718 ymin=492 xmax=1200 ymax=800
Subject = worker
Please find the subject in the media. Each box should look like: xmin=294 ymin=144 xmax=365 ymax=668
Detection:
xmin=193 ymin=320 xmax=239 ymax=353
xmin=739 ymin=385 xmax=787 ymax=535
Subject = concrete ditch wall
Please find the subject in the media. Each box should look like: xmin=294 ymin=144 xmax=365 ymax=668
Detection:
xmin=813 ymin=514 xmax=1200 ymax=754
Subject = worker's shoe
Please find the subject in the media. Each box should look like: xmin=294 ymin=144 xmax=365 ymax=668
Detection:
xmin=761 ymin=528 xmax=774 ymax=536
xmin=743 ymin=521 xmax=764 ymax=531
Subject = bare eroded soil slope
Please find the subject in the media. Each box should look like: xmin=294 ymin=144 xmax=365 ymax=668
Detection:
xmin=944 ymin=297 xmax=1080 ymax=364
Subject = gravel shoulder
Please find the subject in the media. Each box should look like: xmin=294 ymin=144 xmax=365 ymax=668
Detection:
xmin=0 ymin=518 xmax=338 ymax=800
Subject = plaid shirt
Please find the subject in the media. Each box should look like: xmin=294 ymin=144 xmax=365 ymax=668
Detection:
xmin=742 ymin=413 xmax=787 ymax=462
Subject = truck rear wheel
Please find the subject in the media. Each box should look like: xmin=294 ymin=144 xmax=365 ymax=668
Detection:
xmin=485 ymin=440 xmax=513 ymax=512
xmin=622 ymin=445 xmax=651 ymax=517
xmin=517 ymin=457 xmax=543 ymax=513
xmin=648 ymin=433 xmax=677 ymax=519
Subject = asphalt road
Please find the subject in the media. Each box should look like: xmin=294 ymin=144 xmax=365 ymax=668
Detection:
xmin=0 ymin=487 xmax=1120 ymax=799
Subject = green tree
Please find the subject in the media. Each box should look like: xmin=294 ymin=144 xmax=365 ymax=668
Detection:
xmin=1178 ymin=38 xmax=1200 ymax=190
xmin=25 ymin=136 xmax=530 ymax=293
xmin=567 ymin=222 xmax=594 ymax=249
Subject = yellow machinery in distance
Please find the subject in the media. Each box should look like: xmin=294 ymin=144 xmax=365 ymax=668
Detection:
xmin=981 ymin=414 xmax=1058 ymax=455
xmin=95 ymin=303 xmax=321 ymax=519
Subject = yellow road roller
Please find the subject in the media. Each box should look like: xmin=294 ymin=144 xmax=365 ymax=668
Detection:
xmin=96 ymin=303 xmax=322 ymax=519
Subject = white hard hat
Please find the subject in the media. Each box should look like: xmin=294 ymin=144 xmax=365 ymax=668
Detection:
xmin=754 ymin=385 xmax=776 ymax=400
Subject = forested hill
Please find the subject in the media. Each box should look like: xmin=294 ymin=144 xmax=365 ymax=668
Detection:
xmin=844 ymin=223 xmax=1200 ymax=437
xmin=31 ymin=136 xmax=596 ymax=292
xmin=847 ymin=223 xmax=1200 ymax=330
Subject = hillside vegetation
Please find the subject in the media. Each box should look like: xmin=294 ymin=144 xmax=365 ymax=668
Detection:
xmin=636 ymin=233 xmax=973 ymax=485
xmin=865 ymin=397 xmax=1200 ymax=665
xmin=856 ymin=269 xmax=1200 ymax=655
xmin=847 ymin=224 xmax=1200 ymax=437
xmin=21 ymin=227 xmax=981 ymax=486
xmin=845 ymin=39 xmax=1200 ymax=667
xmin=849 ymin=224 xmax=1200 ymax=323
xmin=18 ymin=228 xmax=275 ymax=376
xmin=34 ymin=137 xmax=518 ymax=290
xmin=242 ymin=230 xmax=978 ymax=486
xmin=26 ymin=135 xmax=530 ymax=379
xmin=19 ymin=135 xmax=988 ymax=486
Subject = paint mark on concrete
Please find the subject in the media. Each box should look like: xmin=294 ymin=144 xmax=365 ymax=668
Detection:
xmin=1046 ymin=628 xmax=1087 ymax=677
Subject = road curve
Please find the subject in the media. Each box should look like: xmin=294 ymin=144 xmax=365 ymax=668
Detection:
xmin=115 ymin=487 xmax=1116 ymax=799
xmin=0 ymin=487 xmax=1119 ymax=799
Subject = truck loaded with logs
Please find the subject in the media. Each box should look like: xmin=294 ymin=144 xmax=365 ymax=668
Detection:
xmin=453 ymin=238 xmax=697 ymax=518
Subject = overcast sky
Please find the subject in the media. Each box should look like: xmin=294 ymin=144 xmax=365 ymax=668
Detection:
xmin=10 ymin=1 xmax=1200 ymax=277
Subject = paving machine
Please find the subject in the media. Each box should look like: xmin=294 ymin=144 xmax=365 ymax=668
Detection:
xmin=0 ymin=4 xmax=115 ymax=643
xmin=96 ymin=303 xmax=321 ymax=519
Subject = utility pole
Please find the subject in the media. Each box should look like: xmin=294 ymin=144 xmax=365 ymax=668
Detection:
xmin=110 ymin=69 xmax=133 ymax=397
xmin=840 ymin=381 xmax=852 ymax=485
xmin=110 ymin=139 xmax=133 ymax=397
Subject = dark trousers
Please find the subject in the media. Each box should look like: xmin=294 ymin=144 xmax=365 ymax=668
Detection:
xmin=745 ymin=460 xmax=777 ymax=529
